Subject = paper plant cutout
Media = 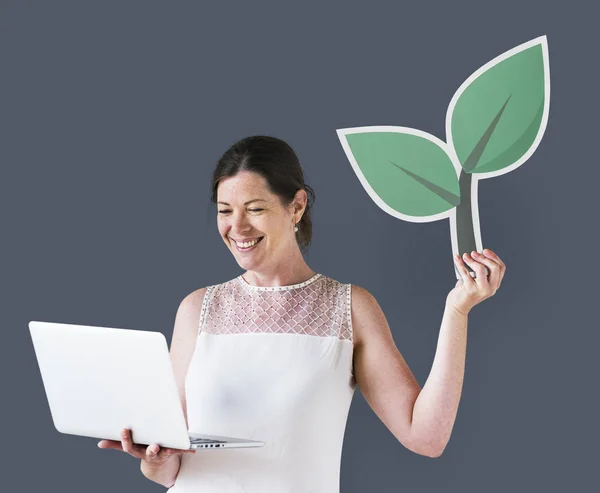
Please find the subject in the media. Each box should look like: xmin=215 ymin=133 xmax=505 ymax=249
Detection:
xmin=337 ymin=36 xmax=550 ymax=279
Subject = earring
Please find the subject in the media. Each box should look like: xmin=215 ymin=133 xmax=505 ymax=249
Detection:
xmin=294 ymin=223 xmax=299 ymax=233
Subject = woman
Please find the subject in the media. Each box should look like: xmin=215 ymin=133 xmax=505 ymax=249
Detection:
xmin=99 ymin=136 xmax=506 ymax=491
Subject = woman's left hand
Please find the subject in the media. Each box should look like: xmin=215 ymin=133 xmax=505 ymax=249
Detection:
xmin=446 ymin=249 xmax=506 ymax=316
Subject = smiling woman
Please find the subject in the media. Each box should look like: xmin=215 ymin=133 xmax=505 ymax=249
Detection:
xmin=213 ymin=136 xmax=315 ymax=242
xmin=209 ymin=136 xmax=317 ymax=287
xmin=129 ymin=135 xmax=506 ymax=492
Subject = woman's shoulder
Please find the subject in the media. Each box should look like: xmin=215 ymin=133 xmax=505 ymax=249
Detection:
xmin=179 ymin=286 xmax=209 ymax=311
xmin=181 ymin=276 xmax=240 ymax=304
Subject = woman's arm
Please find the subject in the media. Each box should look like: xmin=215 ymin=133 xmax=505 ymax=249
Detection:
xmin=351 ymin=249 xmax=505 ymax=458
xmin=409 ymin=303 xmax=468 ymax=457
xmin=352 ymin=286 xmax=467 ymax=458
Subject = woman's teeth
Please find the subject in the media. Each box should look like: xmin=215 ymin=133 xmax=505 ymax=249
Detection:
xmin=234 ymin=237 xmax=263 ymax=251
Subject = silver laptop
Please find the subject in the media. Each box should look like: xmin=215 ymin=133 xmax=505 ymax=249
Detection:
xmin=29 ymin=321 xmax=265 ymax=450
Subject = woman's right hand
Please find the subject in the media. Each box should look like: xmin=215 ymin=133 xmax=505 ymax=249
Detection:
xmin=97 ymin=428 xmax=196 ymax=464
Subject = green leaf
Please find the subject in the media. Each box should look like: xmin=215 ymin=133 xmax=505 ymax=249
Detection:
xmin=338 ymin=128 xmax=460 ymax=219
xmin=448 ymin=36 xmax=549 ymax=174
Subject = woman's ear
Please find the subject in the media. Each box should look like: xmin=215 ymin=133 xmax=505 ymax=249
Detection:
xmin=291 ymin=189 xmax=307 ymax=220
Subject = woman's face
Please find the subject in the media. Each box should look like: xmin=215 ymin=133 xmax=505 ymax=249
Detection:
xmin=217 ymin=171 xmax=305 ymax=272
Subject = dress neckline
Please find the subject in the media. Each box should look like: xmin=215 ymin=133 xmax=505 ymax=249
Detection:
xmin=237 ymin=273 xmax=322 ymax=291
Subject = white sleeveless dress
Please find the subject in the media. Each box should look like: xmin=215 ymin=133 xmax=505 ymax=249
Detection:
xmin=167 ymin=272 xmax=357 ymax=493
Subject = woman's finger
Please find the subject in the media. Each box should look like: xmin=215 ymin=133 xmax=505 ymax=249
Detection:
xmin=482 ymin=249 xmax=506 ymax=284
xmin=145 ymin=446 xmax=195 ymax=463
xmin=462 ymin=253 xmax=488 ymax=288
xmin=146 ymin=444 xmax=160 ymax=457
xmin=97 ymin=439 xmax=123 ymax=451
xmin=120 ymin=429 xmax=147 ymax=458
xmin=482 ymin=248 xmax=505 ymax=269
xmin=471 ymin=251 xmax=500 ymax=291
xmin=454 ymin=254 xmax=475 ymax=286
xmin=180 ymin=448 xmax=197 ymax=454
xmin=145 ymin=444 xmax=166 ymax=461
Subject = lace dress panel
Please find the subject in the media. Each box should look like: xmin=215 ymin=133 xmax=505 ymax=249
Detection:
xmin=199 ymin=274 xmax=353 ymax=341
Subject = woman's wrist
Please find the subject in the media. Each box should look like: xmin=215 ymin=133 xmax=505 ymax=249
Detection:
xmin=445 ymin=300 xmax=471 ymax=318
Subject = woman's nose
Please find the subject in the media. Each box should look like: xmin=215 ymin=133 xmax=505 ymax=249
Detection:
xmin=231 ymin=212 xmax=250 ymax=232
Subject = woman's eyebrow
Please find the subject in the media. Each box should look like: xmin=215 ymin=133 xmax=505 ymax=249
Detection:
xmin=217 ymin=199 xmax=267 ymax=206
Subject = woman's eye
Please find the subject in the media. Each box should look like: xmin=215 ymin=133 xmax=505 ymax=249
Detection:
xmin=218 ymin=208 xmax=263 ymax=215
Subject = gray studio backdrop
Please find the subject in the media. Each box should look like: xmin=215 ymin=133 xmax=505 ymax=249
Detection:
xmin=2 ymin=1 xmax=596 ymax=492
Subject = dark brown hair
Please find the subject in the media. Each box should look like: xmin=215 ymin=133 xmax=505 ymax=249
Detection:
xmin=210 ymin=136 xmax=315 ymax=251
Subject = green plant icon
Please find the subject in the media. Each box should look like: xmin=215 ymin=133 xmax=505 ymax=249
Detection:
xmin=337 ymin=36 xmax=550 ymax=279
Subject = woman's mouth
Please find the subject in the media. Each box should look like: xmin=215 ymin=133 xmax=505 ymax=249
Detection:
xmin=232 ymin=236 xmax=264 ymax=253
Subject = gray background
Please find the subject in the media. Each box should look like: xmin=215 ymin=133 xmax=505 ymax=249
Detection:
xmin=2 ymin=1 xmax=596 ymax=491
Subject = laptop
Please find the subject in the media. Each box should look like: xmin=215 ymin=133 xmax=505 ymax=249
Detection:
xmin=29 ymin=321 xmax=265 ymax=450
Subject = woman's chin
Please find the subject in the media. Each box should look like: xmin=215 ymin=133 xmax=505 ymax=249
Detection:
xmin=234 ymin=253 xmax=261 ymax=270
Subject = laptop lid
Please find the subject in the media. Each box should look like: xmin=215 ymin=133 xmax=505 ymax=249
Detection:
xmin=29 ymin=321 xmax=193 ymax=450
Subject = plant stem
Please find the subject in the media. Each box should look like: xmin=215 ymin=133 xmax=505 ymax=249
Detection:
xmin=455 ymin=170 xmax=478 ymax=277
